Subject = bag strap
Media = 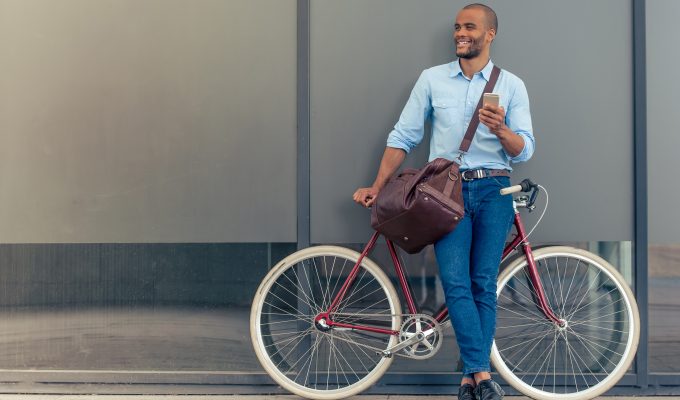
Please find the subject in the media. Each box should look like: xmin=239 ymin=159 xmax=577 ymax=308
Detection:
xmin=457 ymin=65 xmax=502 ymax=154
xmin=443 ymin=65 xmax=501 ymax=198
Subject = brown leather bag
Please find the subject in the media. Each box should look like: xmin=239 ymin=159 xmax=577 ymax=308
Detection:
xmin=370 ymin=65 xmax=501 ymax=253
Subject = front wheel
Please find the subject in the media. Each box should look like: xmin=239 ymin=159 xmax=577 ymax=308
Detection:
xmin=491 ymin=246 xmax=640 ymax=400
xmin=250 ymin=245 xmax=402 ymax=400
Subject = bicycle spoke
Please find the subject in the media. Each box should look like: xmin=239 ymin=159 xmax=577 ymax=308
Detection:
xmin=328 ymin=334 xmax=360 ymax=384
xmin=271 ymin=279 xmax=319 ymax=314
xmin=327 ymin=257 xmax=349 ymax=313
xmin=497 ymin=302 xmax=552 ymax=326
xmin=301 ymin=332 xmax=323 ymax=387
xmin=498 ymin=297 xmax=551 ymax=326
xmin=567 ymin=328 xmax=625 ymax=359
xmin=335 ymin=269 xmax=370 ymax=314
xmin=263 ymin=300 xmax=313 ymax=324
xmin=336 ymin=331 xmax=374 ymax=373
xmin=562 ymin=259 xmax=582 ymax=313
xmin=335 ymin=285 xmax=387 ymax=317
xmin=289 ymin=333 xmax=324 ymax=380
xmin=524 ymin=330 xmax=558 ymax=382
xmin=569 ymin=304 xmax=627 ymax=327
xmin=291 ymin=261 xmax=321 ymax=314
xmin=564 ymin=269 xmax=602 ymax=319
xmin=567 ymin=286 xmax=620 ymax=320
xmin=541 ymin=259 xmax=561 ymax=315
xmin=505 ymin=328 xmax=556 ymax=372
xmin=273 ymin=329 xmax=314 ymax=370
xmin=280 ymin=269 xmax=318 ymax=313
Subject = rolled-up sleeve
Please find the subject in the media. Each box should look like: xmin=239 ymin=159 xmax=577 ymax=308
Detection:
xmin=505 ymin=80 xmax=535 ymax=163
xmin=386 ymin=70 xmax=432 ymax=153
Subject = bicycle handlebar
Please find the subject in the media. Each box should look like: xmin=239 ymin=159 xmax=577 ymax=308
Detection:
xmin=501 ymin=178 xmax=541 ymax=211
xmin=500 ymin=178 xmax=537 ymax=195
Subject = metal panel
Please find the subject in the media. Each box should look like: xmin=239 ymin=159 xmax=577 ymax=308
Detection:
xmin=647 ymin=0 xmax=680 ymax=245
xmin=310 ymin=0 xmax=633 ymax=243
xmin=647 ymin=0 xmax=680 ymax=375
xmin=0 ymin=0 xmax=297 ymax=243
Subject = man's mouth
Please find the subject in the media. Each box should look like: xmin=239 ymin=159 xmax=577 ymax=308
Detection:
xmin=456 ymin=39 xmax=471 ymax=46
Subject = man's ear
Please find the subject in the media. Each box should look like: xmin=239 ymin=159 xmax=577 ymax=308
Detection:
xmin=487 ymin=28 xmax=496 ymax=43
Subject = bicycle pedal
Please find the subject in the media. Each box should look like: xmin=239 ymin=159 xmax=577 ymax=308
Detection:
xmin=377 ymin=350 xmax=393 ymax=358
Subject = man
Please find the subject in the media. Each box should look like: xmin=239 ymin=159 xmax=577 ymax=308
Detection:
xmin=353 ymin=4 xmax=534 ymax=400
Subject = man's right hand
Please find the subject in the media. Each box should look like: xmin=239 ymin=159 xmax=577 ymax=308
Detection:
xmin=353 ymin=147 xmax=406 ymax=208
xmin=353 ymin=186 xmax=380 ymax=208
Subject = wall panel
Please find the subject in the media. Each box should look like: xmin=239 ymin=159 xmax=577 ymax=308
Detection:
xmin=0 ymin=0 xmax=297 ymax=243
xmin=310 ymin=0 xmax=633 ymax=243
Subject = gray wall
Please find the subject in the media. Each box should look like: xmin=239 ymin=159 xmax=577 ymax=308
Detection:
xmin=310 ymin=0 xmax=633 ymax=244
xmin=0 ymin=0 xmax=297 ymax=243
xmin=647 ymin=0 xmax=680 ymax=244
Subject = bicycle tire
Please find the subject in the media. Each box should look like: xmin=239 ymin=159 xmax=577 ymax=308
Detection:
xmin=491 ymin=246 xmax=639 ymax=400
xmin=250 ymin=245 xmax=402 ymax=400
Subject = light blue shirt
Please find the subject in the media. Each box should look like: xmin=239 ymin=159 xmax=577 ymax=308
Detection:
xmin=386 ymin=60 xmax=534 ymax=171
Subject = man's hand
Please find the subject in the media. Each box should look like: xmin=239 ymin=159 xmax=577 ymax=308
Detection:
xmin=479 ymin=104 xmax=506 ymax=135
xmin=479 ymin=104 xmax=526 ymax=158
xmin=353 ymin=186 xmax=380 ymax=208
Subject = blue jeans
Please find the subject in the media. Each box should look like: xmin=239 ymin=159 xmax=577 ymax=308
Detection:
xmin=434 ymin=176 xmax=514 ymax=377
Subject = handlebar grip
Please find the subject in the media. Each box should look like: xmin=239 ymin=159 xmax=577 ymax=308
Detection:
xmin=500 ymin=185 xmax=523 ymax=195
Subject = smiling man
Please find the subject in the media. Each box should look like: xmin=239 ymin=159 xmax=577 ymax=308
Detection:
xmin=353 ymin=4 xmax=534 ymax=400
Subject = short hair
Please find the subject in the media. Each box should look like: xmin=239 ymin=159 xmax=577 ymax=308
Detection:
xmin=463 ymin=3 xmax=498 ymax=33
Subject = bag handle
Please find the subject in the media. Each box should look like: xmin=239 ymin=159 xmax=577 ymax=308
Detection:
xmin=458 ymin=65 xmax=502 ymax=153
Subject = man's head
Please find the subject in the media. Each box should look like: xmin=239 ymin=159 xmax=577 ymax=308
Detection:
xmin=454 ymin=3 xmax=498 ymax=59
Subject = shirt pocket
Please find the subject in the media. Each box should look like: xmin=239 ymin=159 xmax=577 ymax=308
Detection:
xmin=431 ymin=97 xmax=459 ymax=129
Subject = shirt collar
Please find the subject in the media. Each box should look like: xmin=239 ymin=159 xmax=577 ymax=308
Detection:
xmin=449 ymin=59 xmax=495 ymax=81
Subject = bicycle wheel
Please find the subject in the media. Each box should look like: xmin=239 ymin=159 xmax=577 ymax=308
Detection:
xmin=250 ymin=245 xmax=402 ymax=400
xmin=491 ymin=246 xmax=640 ymax=400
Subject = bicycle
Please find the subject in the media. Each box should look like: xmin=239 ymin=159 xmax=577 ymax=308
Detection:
xmin=250 ymin=179 xmax=640 ymax=400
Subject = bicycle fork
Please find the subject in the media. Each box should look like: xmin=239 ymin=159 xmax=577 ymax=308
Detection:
xmin=507 ymin=210 xmax=566 ymax=328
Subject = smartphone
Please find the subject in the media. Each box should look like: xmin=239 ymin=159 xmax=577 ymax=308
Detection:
xmin=483 ymin=93 xmax=500 ymax=108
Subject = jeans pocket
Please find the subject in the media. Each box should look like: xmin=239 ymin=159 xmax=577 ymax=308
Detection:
xmin=490 ymin=176 xmax=511 ymax=188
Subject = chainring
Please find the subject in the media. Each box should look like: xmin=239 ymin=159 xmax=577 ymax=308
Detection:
xmin=398 ymin=314 xmax=443 ymax=359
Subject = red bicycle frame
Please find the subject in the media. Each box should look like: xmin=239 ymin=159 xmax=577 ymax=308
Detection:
xmin=315 ymin=208 xmax=564 ymax=336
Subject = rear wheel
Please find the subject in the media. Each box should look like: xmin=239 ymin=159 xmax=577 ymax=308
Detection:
xmin=492 ymin=246 xmax=639 ymax=400
xmin=250 ymin=246 xmax=402 ymax=399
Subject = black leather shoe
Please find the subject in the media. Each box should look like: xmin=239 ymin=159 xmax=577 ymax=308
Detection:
xmin=474 ymin=379 xmax=505 ymax=400
xmin=458 ymin=383 xmax=476 ymax=400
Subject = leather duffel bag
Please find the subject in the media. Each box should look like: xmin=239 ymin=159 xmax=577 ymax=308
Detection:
xmin=368 ymin=65 xmax=501 ymax=253
xmin=370 ymin=157 xmax=464 ymax=253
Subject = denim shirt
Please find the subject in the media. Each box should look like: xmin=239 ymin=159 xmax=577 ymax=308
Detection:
xmin=386 ymin=60 xmax=535 ymax=171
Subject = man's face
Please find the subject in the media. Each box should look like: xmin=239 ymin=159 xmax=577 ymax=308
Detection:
xmin=454 ymin=8 xmax=494 ymax=59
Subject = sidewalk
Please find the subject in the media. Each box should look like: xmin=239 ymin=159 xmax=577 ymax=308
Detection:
xmin=0 ymin=396 xmax=672 ymax=400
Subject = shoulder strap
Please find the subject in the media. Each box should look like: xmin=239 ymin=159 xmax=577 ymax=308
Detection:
xmin=458 ymin=65 xmax=502 ymax=153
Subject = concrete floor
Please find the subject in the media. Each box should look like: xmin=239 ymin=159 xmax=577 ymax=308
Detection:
xmin=0 ymin=396 xmax=671 ymax=400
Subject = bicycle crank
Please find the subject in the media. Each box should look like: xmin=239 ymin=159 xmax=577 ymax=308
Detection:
xmin=382 ymin=314 xmax=443 ymax=360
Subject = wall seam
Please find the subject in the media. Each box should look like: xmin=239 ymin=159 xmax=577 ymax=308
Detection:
xmin=633 ymin=0 xmax=649 ymax=388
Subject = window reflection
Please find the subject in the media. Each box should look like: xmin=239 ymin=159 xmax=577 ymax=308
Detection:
xmin=0 ymin=242 xmax=295 ymax=371
xmin=649 ymin=244 xmax=680 ymax=372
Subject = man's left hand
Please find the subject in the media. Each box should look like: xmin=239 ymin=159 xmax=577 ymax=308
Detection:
xmin=479 ymin=104 xmax=506 ymax=135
